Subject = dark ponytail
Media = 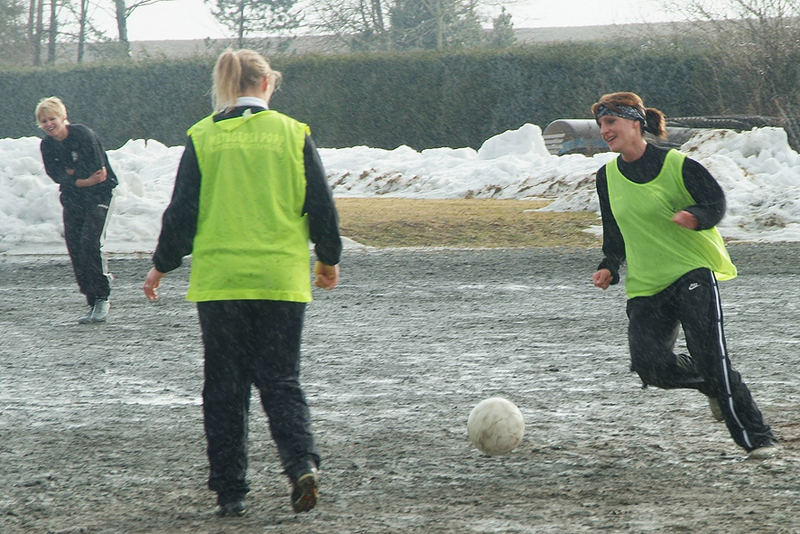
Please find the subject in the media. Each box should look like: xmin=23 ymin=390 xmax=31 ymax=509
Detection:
xmin=643 ymin=108 xmax=667 ymax=139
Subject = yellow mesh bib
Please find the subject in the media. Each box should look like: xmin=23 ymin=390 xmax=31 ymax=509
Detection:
xmin=606 ymin=149 xmax=736 ymax=298
xmin=186 ymin=111 xmax=312 ymax=302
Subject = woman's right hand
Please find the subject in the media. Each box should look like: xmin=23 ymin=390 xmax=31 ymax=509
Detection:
xmin=75 ymin=167 xmax=107 ymax=188
xmin=143 ymin=268 xmax=165 ymax=301
xmin=592 ymin=268 xmax=613 ymax=290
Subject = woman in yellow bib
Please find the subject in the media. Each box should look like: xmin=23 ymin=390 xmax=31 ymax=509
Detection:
xmin=590 ymin=91 xmax=777 ymax=459
xmin=143 ymin=49 xmax=341 ymax=516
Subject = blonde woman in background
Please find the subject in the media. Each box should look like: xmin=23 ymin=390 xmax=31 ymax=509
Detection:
xmin=37 ymin=97 xmax=117 ymax=324
xmin=143 ymin=49 xmax=341 ymax=517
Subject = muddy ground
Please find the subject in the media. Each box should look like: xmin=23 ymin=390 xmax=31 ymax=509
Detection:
xmin=1 ymin=244 xmax=799 ymax=533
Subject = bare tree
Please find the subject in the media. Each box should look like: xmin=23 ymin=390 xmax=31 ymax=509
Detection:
xmin=0 ymin=0 xmax=28 ymax=65
xmin=14 ymin=0 xmax=145 ymax=65
xmin=113 ymin=0 xmax=175 ymax=58
xmin=310 ymin=0 xmax=390 ymax=52
xmin=56 ymin=0 xmax=104 ymax=62
xmin=313 ymin=0 xmax=512 ymax=52
xmin=665 ymin=0 xmax=800 ymax=145
xmin=28 ymin=0 xmax=44 ymax=64
xmin=27 ymin=0 xmax=102 ymax=64
xmin=22 ymin=0 xmax=62 ymax=65
xmin=77 ymin=0 xmax=89 ymax=61
xmin=52 ymin=0 xmax=110 ymax=63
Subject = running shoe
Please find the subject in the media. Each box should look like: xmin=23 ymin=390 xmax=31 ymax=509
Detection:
xmin=291 ymin=470 xmax=319 ymax=513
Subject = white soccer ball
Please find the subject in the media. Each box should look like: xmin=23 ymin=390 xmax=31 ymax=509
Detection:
xmin=467 ymin=397 xmax=525 ymax=456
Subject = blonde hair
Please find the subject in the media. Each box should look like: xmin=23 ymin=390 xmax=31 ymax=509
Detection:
xmin=35 ymin=96 xmax=68 ymax=125
xmin=591 ymin=91 xmax=667 ymax=139
xmin=212 ymin=48 xmax=282 ymax=112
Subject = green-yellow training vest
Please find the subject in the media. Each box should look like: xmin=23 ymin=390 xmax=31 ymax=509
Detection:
xmin=185 ymin=109 xmax=312 ymax=303
xmin=606 ymin=149 xmax=736 ymax=298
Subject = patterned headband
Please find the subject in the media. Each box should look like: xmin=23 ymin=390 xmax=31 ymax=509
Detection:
xmin=595 ymin=103 xmax=646 ymax=123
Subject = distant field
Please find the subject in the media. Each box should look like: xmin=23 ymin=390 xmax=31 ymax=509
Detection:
xmin=335 ymin=197 xmax=601 ymax=248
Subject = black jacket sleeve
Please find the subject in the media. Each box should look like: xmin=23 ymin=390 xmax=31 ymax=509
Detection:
xmin=40 ymin=139 xmax=72 ymax=187
xmin=681 ymin=158 xmax=726 ymax=230
xmin=152 ymin=138 xmax=200 ymax=273
xmin=302 ymin=135 xmax=342 ymax=266
xmin=595 ymin=166 xmax=624 ymax=285
xmin=74 ymin=125 xmax=107 ymax=179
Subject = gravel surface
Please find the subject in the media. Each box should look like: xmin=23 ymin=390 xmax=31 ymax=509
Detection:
xmin=1 ymin=244 xmax=798 ymax=533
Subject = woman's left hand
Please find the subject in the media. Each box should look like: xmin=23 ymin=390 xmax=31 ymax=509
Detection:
xmin=672 ymin=210 xmax=698 ymax=230
xmin=313 ymin=261 xmax=339 ymax=290
xmin=592 ymin=268 xmax=613 ymax=290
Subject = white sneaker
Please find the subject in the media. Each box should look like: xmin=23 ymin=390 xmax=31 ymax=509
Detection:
xmin=78 ymin=307 xmax=94 ymax=324
xmin=91 ymin=299 xmax=110 ymax=322
xmin=78 ymin=299 xmax=110 ymax=324
xmin=747 ymin=443 xmax=780 ymax=460
xmin=707 ymin=397 xmax=724 ymax=422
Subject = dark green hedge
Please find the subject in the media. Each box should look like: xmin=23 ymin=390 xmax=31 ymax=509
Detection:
xmin=1 ymin=57 xmax=214 ymax=149
xmin=272 ymin=44 xmax=719 ymax=150
xmin=0 ymin=44 xmax=751 ymax=150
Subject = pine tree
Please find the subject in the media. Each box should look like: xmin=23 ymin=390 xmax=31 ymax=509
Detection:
xmin=488 ymin=6 xmax=515 ymax=48
xmin=207 ymin=0 xmax=302 ymax=48
xmin=390 ymin=0 xmax=482 ymax=50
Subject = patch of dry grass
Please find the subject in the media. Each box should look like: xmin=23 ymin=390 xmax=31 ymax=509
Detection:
xmin=335 ymin=198 xmax=601 ymax=248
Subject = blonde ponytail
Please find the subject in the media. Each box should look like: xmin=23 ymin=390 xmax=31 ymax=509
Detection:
xmin=212 ymin=48 xmax=283 ymax=112
xmin=212 ymin=49 xmax=243 ymax=112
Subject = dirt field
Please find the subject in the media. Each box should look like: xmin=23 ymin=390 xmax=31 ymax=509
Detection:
xmin=1 ymin=244 xmax=799 ymax=533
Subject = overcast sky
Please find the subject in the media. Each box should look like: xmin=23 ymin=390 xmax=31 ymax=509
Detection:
xmin=94 ymin=0 xmax=690 ymax=42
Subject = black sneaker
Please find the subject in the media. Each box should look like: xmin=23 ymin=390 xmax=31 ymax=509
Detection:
xmin=215 ymin=499 xmax=247 ymax=517
xmin=291 ymin=470 xmax=319 ymax=513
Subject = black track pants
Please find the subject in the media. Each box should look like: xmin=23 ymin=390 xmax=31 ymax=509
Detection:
xmin=197 ymin=300 xmax=319 ymax=500
xmin=62 ymin=198 xmax=111 ymax=305
xmin=626 ymin=268 xmax=775 ymax=451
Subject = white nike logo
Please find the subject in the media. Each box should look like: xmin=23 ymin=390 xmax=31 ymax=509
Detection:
xmin=688 ymin=283 xmax=700 ymax=291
